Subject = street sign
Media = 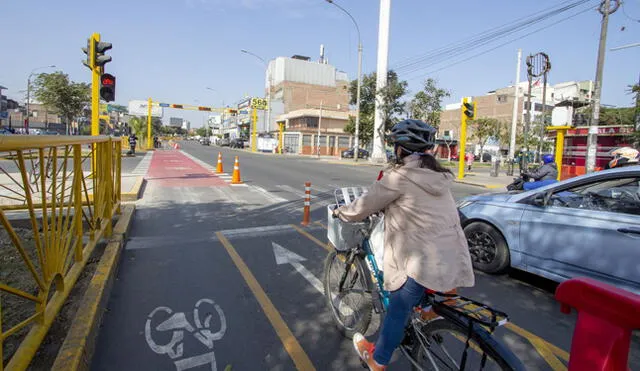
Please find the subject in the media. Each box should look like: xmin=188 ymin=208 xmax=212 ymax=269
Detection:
xmin=159 ymin=103 xmax=170 ymax=108
xmin=250 ymin=98 xmax=268 ymax=110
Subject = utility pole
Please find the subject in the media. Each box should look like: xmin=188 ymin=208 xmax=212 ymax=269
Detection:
xmin=586 ymin=0 xmax=620 ymax=173
xmin=509 ymin=49 xmax=522 ymax=167
xmin=317 ymin=100 xmax=323 ymax=157
xmin=372 ymin=0 xmax=391 ymax=163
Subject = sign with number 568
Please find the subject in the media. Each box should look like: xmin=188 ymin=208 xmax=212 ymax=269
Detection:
xmin=250 ymin=98 xmax=268 ymax=110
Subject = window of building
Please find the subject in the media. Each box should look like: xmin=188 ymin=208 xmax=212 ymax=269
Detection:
xmin=338 ymin=136 xmax=350 ymax=148
xmin=497 ymin=95 xmax=508 ymax=103
xmin=302 ymin=135 xmax=312 ymax=146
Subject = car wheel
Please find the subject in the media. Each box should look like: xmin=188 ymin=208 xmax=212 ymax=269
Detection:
xmin=463 ymin=222 xmax=510 ymax=274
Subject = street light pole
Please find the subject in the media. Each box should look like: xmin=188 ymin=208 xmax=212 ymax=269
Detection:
xmin=240 ymin=49 xmax=272 ymax=134
xmin=26 ymin=65 xmax=55 ymax=134
xmin=325 ymin=0 xmax=363 ymax=162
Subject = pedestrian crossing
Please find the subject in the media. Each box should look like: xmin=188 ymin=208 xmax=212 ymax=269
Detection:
xmin=131 ymin=151 xmax=153 ymax=176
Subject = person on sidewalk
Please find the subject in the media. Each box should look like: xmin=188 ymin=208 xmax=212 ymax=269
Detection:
xmin=333 ymin=119 xmax=475 ymax=370
xmin=128 ymin=133 xmax=138 ymax=155
xmin=465 ymin=151 xmax=474 ymax=171
xmin=523 ymin=154 xmax=558 ymax=191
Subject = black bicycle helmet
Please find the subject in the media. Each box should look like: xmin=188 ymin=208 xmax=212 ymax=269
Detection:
xmin=388 ymin=119 xmax=437 ymax=152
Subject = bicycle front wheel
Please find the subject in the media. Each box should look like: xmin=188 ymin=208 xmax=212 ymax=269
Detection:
xmin=409 ymin=318 xmax=524 ymax=371
xmin=323 ymin=250 xmax=373 ymax=339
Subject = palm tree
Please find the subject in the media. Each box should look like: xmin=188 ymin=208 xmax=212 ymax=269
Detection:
xmin=128 ymin=116 xmax=147 ymax=137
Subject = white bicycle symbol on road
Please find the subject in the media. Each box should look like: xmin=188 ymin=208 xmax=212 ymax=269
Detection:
xmin=145 ymin=298 xmax=227 ymax=371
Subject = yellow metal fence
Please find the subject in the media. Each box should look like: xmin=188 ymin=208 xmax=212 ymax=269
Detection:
xmin=0 ymin=136 xmax=121 ymax=370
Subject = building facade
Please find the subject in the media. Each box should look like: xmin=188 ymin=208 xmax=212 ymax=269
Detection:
xmin=265 ymin=54 xmax=354 ymax=155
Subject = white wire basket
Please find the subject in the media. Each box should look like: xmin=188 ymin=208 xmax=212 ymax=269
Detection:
xmin=327 ymin=205 xmax=367 ymax=251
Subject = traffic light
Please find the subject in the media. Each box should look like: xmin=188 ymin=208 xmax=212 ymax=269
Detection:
xmin=100 ymin=73 xmax=116 ymax=102
xmin=463 ymin=101 xmax=476 ymax=120
xmin=226 ymin=109 xmax=238 ymax=116
xmin=82 ymin=36 xmax=112 ymax=70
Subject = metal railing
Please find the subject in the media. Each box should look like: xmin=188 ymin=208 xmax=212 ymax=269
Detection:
xmin=0 ymin=135 xmax=121 ymax=370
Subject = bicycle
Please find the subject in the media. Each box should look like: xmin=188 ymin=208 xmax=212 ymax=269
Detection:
xmin=323 ymin=187 xmax=525 ymax=370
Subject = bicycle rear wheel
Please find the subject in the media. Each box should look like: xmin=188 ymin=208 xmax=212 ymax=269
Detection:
xmin=408 ymin=318 xmax=524 ymax=371
xmin=323 ymin=250 xmax=373 ymax=339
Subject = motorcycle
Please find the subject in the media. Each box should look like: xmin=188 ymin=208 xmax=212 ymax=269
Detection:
xmin=506 ymin=173 xmax=531 ymax=191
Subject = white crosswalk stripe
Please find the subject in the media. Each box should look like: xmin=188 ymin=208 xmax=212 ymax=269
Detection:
xmin=131 ymin=152 xmax=154 ymax=176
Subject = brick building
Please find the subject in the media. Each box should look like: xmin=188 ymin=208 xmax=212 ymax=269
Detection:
xmin=265 ymin=54 xmax=354 ymax=155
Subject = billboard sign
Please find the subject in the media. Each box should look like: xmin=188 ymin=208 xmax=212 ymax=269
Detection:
xmin=128 ymin=100 xmax=163 ymax=117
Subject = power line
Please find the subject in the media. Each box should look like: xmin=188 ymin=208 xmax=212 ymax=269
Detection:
xmin=403 ymin=5 xmax=596 ymax=82
xmin=390 ymin=0 xmax=582 ymax=70
xmin=392 ymin=0 xmax=597 ymax=75
xmin=622 ymin=0 xmax=640 ymax=22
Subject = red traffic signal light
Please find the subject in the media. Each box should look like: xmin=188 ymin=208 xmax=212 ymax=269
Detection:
xmin=100 ymin=73 xmax=116 ymax=102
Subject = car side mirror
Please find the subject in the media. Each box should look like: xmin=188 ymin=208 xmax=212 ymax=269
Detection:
xmin=532 ymin=192 xmax=548 ymax=207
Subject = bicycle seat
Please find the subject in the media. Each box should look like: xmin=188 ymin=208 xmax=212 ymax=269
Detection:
xmin=555 ymin=277 xmax=640 ymax=371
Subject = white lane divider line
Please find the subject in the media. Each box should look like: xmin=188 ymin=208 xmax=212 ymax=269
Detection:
xmin=250 ymin=185 xmax=288 ymax=204
xmin=275 ymin=184 xmax=315 ymax=199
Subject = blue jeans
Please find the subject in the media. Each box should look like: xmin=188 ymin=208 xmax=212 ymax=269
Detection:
xmin=523 ymin=179 xmax=557 ymax=191
xmin=374 ymin=277 xmax=426 ymax=365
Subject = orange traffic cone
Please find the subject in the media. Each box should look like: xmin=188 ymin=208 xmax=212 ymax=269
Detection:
xmin=231 ymin=156 xmax=242 ymax=184
xmin=216 ymin=152 xmax=224 ymax=173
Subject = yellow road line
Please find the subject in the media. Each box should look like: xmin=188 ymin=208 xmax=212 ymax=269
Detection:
xmin=290 ymin=224 xmax=331 ymax=252
xmin=215 ymin=232 xmax=316 ymax=371
xmin=505 ymin=322 xmax=570 ymax=362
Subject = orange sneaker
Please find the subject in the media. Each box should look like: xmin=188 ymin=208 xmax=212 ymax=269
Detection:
xmin=353 ymin=333 xmax=387 ymax=370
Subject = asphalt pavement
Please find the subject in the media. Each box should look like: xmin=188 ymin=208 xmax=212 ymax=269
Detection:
xmin=91 ymin=142 xmax=639 ymax=370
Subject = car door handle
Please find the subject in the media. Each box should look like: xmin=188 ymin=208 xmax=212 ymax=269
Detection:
xmin=617 ymin=228 xmax=640 ymax=236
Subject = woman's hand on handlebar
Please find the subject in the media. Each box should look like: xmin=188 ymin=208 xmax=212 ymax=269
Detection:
xmin=332 ymin=206 xmax=340 ymax=219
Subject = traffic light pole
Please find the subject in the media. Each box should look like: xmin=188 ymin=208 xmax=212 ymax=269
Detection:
xmin=457 ymin=97 xmax=469 ymax=180
xmin=91 ymin=33 xmax=100 ymax=136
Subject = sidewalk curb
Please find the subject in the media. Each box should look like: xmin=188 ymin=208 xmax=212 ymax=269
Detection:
xmin=121 ymin=176 xmax=145 ymax=201
xmin=51 ymin=205 xmax=136 ymax=371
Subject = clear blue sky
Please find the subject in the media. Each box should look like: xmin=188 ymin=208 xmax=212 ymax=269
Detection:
xmin=2 ymin=0 xmax=639 ymax=127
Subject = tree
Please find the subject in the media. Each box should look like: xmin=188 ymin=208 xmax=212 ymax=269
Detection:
xmin=344 ymin=70 xmax=408 ymax=147
xmin=195 ymin=127 xmax=208 ymax=137
xmin=469 ymin=118 xmax=501 ymax=162
xmin=407 ymin=78 xmax=450 ymax=128
xmin=32 ymin=72 xmax=90 ymax=131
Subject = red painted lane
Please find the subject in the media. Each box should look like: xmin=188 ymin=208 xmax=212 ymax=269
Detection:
xmin=146 ymin=151 xmax=227 ymax=187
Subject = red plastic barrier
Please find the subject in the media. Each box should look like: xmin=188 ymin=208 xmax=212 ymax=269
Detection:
xmin=555 ymin=277 xmax=640 ymax=371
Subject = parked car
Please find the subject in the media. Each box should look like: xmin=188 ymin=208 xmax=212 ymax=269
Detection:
xmin=42 ymin=130 xmax=60 ymax=135
xmin=457 ymin=166 xmax=640 ymax=294
xmin=341 ymin=147 xmax=369 ymax=159
xmin=230 ymin=138 xmax=245 ymax=149
xmin=219 ymin=137 xmax=230 ymax=147
xmin=199 ymin=137 xmax=210 ymax=145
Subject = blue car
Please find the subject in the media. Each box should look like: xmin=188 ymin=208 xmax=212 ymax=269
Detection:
xmin=457 ymin=166 xmax=640 ymax=294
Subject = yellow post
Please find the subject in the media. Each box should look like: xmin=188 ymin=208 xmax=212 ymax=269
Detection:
xmin=147 ymin=97 xmax=153 ymax=150
xmin=90 ymin=33 xmax=100 ymax=178
xmin=91 ymin=33 xmax=100 ymax=136
xmin=251 ymin=107 xmax=258 ymax=153
xmin=73 ymin=144 xmax=83 ymax=262
xmin=279 ymin=121 xmax=285 ymax=154
xmin=457 ymin=98 xmax=469 ymax=180
xmin=547 ymin=126 xmax=571 ymax=181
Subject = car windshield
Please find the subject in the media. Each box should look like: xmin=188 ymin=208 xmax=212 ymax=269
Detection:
xmin=549 ymin=177 xmax=640 ymax=216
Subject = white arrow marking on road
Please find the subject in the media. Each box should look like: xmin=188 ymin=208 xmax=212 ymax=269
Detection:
xmin=272 ymin=242 xmax=353 ymax=317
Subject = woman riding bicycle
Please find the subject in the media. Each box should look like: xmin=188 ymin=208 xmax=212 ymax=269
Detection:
xmin=333 ymin=119 xmax=475 ymax=370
